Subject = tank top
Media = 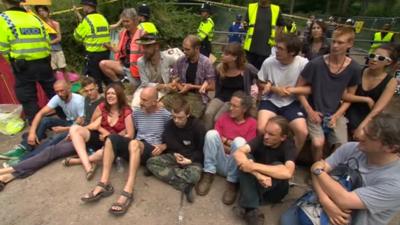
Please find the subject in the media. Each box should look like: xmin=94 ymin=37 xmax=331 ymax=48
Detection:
xmin=99 ymin=102 xmax=132 ymax=134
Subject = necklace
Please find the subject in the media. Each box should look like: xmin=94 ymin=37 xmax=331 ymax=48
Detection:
xmin=328 ymin=55 xmax=346 ymax=74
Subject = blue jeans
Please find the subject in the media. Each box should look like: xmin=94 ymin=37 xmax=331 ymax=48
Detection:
xmin=202 ymin=130 xmax=246 ymax=183
xmin=20 ymin=131 xmax=68 ymax=161
xmin=20 ymin=117 xmax=71 ymax=151
xmin=280 ymin=204 xmax=300 ymax=225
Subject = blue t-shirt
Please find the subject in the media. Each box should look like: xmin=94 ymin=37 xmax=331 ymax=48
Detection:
xmin=228 ymin=22 xmax=245 ymax=43
xmin=133 ymin=107 xmax=171 ymax=145
xmin=47 ymin=93 xmax=85 ymax=121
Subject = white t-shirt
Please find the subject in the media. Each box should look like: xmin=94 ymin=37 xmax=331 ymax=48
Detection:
xmin=47 ymin=93 xmax=85 ymax=121
xmin=327 ymin=142 xmax=400 ymax=225
xmin=258 ymin=55 xmax=308 ymax=107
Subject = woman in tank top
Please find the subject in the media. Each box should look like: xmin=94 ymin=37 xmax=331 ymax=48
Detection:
xmin=68 ymin=83 xmax=134 ymax=180
xmin=203 ymin=43 xmax=258 ymax=130
xmin=345 ymin=44 xmax=397 ymax=140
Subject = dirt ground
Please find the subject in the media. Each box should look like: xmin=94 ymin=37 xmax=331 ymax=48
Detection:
xmin=1 ymin=52 xmax=400 ymax=225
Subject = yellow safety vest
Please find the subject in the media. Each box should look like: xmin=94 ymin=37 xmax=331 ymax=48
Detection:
xmin=197 ymin=17 xmax=214 ymax=41
xmin=284 ymin=22 xmax=297 ymax=34
xmin=0 ymin=10 xmax=50 ymax=61
xmin=243 ymin=3 xmax=280 ymax=51
xmin=138 ymin=22 xmax=158 ymax=35
xmin=74 ymin=13 xmax=110 ymax=52
xmin=369 ymin=31 xmax=394 ymax=53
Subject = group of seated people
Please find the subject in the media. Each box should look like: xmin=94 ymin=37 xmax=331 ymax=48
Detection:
xmin=0 ymin=11 xmax=400 ymax=225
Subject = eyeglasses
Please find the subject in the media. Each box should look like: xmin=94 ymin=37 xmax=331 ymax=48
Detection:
xmin=368 ymin=53 xmax=392 ymax=62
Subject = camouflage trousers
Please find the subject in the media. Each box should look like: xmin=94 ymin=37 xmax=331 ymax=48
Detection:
xmin=161 ymin=92 xmax=206 ymax=118
xmin=146 ymin=153 xmax=202 ymax=192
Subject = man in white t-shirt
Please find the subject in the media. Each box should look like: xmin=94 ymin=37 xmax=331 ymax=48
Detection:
xmin=0 ymin=80 xmax=85 ymax=163
xmin=257 ymin=34 xmax=309 ymax=155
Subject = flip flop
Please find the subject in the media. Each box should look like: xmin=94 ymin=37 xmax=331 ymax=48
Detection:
xmin=109 ymin=191 xmax=134 ymax=216
xmin=86 ymin=163 xmax=97 ymax=180
xmin=81 ymin=182 xmax=114 ymax=202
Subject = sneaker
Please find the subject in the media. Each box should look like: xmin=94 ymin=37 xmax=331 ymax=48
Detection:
xmin=222 ymin=181 xmax=238 ymax=205
xmin=3 ymin=158 xmax=21 ymax=168
xmin=0 ymin=145 xmax=26 ymax=160
xmin=183 ymin=184 xmax=195 ymax=203
xmin=195 ymin=172 xmax=214 ymax=196
xmin=243 ymin=209 xmax=265 ymax=225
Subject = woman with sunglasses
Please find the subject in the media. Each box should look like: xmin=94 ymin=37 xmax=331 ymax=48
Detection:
xmin=67 ymin=83 xmax=134 ymax=180
xmin=203 ymin=43 xmax=258 ymax=130
xmin=345 ymin=44 xmax=398 ymax=140
xmin=301 ymin=20 xmax=330 ymax=60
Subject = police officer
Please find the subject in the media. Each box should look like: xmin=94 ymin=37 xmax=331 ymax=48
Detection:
xmin=369 ymin=23 xmax=395 ymax=54
xmin=137 ymin=3 xmax=158 ymax=35
xmin=243 ymin=0 xmax=284 ymax=69
xmin=197 ymin=3 xmax=214 ymax=57
xmin=0 ymin=0 xmax=55 ymax=123
xmin=73 ymin=0 xmax=111 ymax=93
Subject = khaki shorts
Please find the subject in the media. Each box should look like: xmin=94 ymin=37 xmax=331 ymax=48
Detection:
xmin=307 ymin=116 xmax=348 ymax=146
xmin=51 ymin=50 xmax=67 ymax=70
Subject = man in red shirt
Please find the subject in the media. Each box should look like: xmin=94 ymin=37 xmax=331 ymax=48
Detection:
xmin=196 ymin=91 xmax=257 ymax=205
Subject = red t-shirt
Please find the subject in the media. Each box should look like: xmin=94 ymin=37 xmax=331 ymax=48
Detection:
xmin=215 ymin=112 xmax=257 ymax=142
xmin=98 ymin=103 xmax=132 ymax=134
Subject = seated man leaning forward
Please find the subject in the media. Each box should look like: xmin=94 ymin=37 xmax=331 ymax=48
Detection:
xmin=147 ymin=97 xmax=206 ymax=203
xmin=0 ymin=80 xmax=84 ymax=164
xmin=162 ymin=34 xmax=215 ymax=118
xmin=196 ymin=91 xmax=257 ymax=205
xmin=234 ymin=116 xmax=296 ymax=225
xmin=81 ymin=86 xmax=170 ymax=216
xmin=280 ymin=113 xmax=400 ymax=225
xmin=131 ymin=34 xmax=176 ymax=107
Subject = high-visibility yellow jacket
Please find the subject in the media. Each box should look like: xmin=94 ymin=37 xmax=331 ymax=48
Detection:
xmin=0 ymin=9 xmax=50 ymax=61
xmin=138 ymin=22 xmax=158 ymax=35
xmin=243 ymin=3 xmax=280 ymax=51
xmin=197 ymin=17 xmax=214 ymax=41
xmin=74 ymin=13 xmax=110 ymax=52
xmin=369 ymin=31 xmax=394 ymax=53
xmin=284 ymin=22 xmax=297 ymax=34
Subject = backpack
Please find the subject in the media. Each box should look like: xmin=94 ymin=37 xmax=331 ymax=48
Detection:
xmin=297 ymin=158 xmax=363 ymax=225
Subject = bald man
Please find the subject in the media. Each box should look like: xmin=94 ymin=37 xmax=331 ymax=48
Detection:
xmin=1 ymin=80 xmax=85 ymax=164
xmin=82 ymin=86 xmax=171 ymax=216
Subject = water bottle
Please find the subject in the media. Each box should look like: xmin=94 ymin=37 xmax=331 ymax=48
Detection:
xmin=322 ymin=114 xmax=332 ymax=134
xmin=177 ymin=208 xmax=184 ymax=225
xmin=395 ymin=70 xmax=400 ymax=95
xmin=88 ymin=148 xmax=94 ymax=156
xmin=115 ymin=156 xmax=124 ymax=173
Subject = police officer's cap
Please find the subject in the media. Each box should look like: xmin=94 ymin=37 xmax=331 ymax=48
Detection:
xmin=199 ymin=3 xmax=211 ymax=13
xmin=138 ymin=3 xmax=151 ymax=18
xmin=80 ymin=0 xmax=97 ymax=7
xmin=236 ymin=14 xmax=242 ymax=21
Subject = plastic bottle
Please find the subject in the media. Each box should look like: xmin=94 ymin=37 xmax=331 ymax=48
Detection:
xmin=115 ymin=156 xmax=124 ymax=173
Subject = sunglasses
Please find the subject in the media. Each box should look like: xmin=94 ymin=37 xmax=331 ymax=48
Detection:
xmin=368 ymin=53 xmax=392 ymax=62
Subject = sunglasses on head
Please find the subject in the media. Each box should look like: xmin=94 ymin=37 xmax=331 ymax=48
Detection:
xmin=368 ymin=53 xmax=392 ymax=62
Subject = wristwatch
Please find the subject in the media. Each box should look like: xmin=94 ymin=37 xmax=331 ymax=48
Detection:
xmin=312 ymin=168 xmax=325 ymax=176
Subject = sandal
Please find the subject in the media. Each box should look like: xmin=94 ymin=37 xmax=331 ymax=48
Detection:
xmin=61 ymin=157 xmax=73 ymax=167
xmin=0 ymin=181 xmax=6 ymax=192
xmin=86 ymin=163 xmax=97 ymax=180
xmin=109 ymin=191 xmax=134 ymax=216
xmin=81 ymin=182 xmax=114 ymax=202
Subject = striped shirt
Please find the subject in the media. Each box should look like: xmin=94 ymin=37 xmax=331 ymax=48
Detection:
xmin=133 ymin=107 xmax=171 ymax=145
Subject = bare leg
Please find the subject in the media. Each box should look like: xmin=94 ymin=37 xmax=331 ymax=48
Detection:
xmin=289 ymin=118 xmax=308 ymax=157
xmin=99 ymin=60 xmax=124 ymax=81
xmin=89 ymin=149 xmax=104 ymax=163
xmin=312 ymin=137 xmax=325 ymax=162
xmin=0 ymin=174 xmax=15 ymax=184
xmin=111 ymin=140 xmax=143 ymax=210
xmin=69 ymin=125 xmax=92 ymax=172
xmin=257 ymin=110 xmax=277 ymax=134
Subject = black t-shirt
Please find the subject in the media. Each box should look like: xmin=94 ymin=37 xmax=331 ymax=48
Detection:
xmin=186 ymin=61 xmax=198 ymax=84
xmin=245 ymin=5 xmax=284 ymax=56
xmin=215 ymin=74 xmax=244 ymax=102
xmin=346 ymin=72 xmax=392 ymax=130
xmin=248 ymin=136 xmax=296 ymax=165
xmin=301 ymin=56 xmax=361 ymax=114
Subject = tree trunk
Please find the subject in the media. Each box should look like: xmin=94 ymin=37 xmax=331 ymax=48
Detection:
xmin=326 ymin=0 xmax=332 ymax=14
xmin=341 ymin=0 xmax=350 ymax=15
